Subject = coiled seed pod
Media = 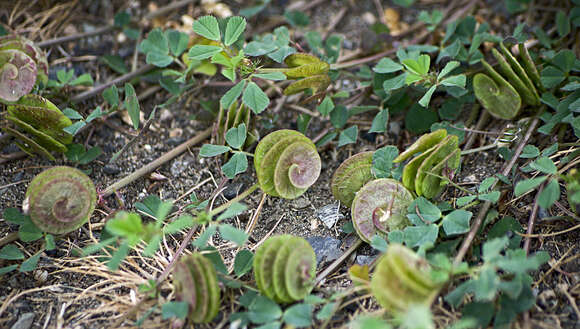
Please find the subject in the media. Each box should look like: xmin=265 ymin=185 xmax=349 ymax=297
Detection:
xmin=371 ymin=244 xmax=442 ymax=314
xmin=0 ymin=35 xmax=48 ymax=102
xmin=4 ymin=94 xmax=73 ymax=160
xmin=253 ymin=235 xmax=316 ymax=303
xmin=24 ymin=166 xmax=96 ymax=234
xmin=330 ymin=151 xmax=374 ymax=208
xmin=351 ymin=178 xmax=414 ymax=243
xmin=173 ymin=252 xmax=220 ymax=323
xmin=254 ymin=130 xmax=321 ymax=199
xmin=474 ymin=42 xmax=542 ymax=120
xmin=393 ymin=129 xmax=460 ymax=199
xmin=282 ymin=53 xmax=331 ymax=96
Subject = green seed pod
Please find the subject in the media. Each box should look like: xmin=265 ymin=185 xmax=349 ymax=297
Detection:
xmin=173 ymin=252 xmax=220 ymax=323
xmin=284 ymin=53 xmax=323 ymax=67
xmin=253 ymin=235 xmax=317 ymax=303
xmin=494 ymin=46 xmax=539 ymax=106
xmin=395 ymin=130 xmax=461 ymax=199
xmin=284 ymin=62 xmax=330 ymax=79
xmin=474 ymin=60 xmax=522 ymax=120
xmin=0 ymin=35 xmax=48 ymax=86
xmin=24 ymin=166 xmax=96 ymax=234
xmin=215 ymin=102 xmax=258 ymax=148
xmin=283 ymin=75 xmax=331 ymax=96
xmin=4 ymin=94 xmax=73 ymax=160
xmin=254 ymin=130 xmax=321 ymax=199
xmin=351 ymin=178 xmax=414 ymax=243
xmin=474 ymin=43 xmax=543 ymax=120
xmin=330 ymin=151 xmax=374 ymax=208
xmin=370 ymin=244 xmax=441 ymax=314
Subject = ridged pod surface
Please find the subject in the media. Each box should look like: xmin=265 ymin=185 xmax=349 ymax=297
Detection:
xmin=24 ymin=166 xmax=96 ymax=234
xmin=330 ymin=151 xmax=374 ymax=208
xmin=254 ymin=130 xmax=321 ymax=199
xmin=351 ymin=178 xmax=414 ymax=243
xmin=370 ymin=244 xmax=442 ymax=314
xmin=173 ymin=252 xmax=220 ymax=323
xmin=253 ymin=235 xmax=316 ymax=303
xmin=215 ymin=102 xmax=258 ymax=148
xmin=474 ymin=42 xmax=542 ymax=120
xmin=394 ymin=129 xmax=461 ymax=199
xmin=282 ymin=53 xmax=330 ymax=96
xmin=0 ymin=35 xmax=48 ymax=102
xmin=4 ymin=94 xmax=73 ymax=160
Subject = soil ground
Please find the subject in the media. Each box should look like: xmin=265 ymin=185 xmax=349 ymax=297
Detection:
xmin=1 ymin=1 xmax=579 ymax=329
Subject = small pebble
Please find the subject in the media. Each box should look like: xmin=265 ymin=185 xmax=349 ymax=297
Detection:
xmin=306 ymin=236 xmax=342 ymax=265
xmin=290 ymin=196 xmax=311 ymax=209
xmin=223 ymin=182 xmax=244 ymax=200
xmin=316 ymin=202 xmax=344 ymax=229
xmin=356 ymin=255 xmax=378 ymax=266
xmin=103 ymin=164 xmax=121 ymax=175
xmin=11 ymin=313 xmax=34 ymax=329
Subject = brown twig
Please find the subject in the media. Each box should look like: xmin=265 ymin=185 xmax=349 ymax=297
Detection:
xmin=454 ymin=117 xmax=539 ymax=265
xmin=523 ymin=183 xmax=544 ymax=254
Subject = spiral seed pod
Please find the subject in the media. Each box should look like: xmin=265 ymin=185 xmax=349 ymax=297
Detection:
xmin=330 ymin=151 xmax=374 ymax=208
xmin=173 ymin=252 xmax=220 ymax=323
xmin=254 ymin=130 xmax=321 ymax=199
xmin=0 ymin=35 xmax=48 ymax=85
xmin=282 ymin=53 xmax=330 ymax=96
xmin=370 ymin=244 xmax=442 ymax=314
xmin=253 ymin=235 xmax=317 ymax=303
xmin=24 ymin=166 xmax=96 ymax=234
xmin=394 ymin=129 xmax=461 ymax=199
xmin=474 ymin=42 xmax=542 ymax=120
xmin=0 ymin=35 xmax=48 ymax=103
xmin=4 ymin=94 xmax=73 ymax=160
xmin=215 ymin=102 xmax=258 ymax=148
xmin=351 ymin=178 xmax=414 ymax=243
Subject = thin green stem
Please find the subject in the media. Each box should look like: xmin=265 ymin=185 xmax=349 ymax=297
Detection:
xmin=460 ymin=143 xmax=498 ymax=155
xmin=209 ymin=183 xmax=260 ymax=217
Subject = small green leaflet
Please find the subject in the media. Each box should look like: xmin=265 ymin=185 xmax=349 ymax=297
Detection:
xmin=514 ymin=176 xmax=548 ymax=196
xmin=200 ymin=144 xmax=231 ymax=157
xmin=222 ymin=152 xmax=248 ymax=178
xmin=338 ymin=126 xmax=358 ymax=147
xmin=162 ymin=301 xmax=189 ymax=320
xmin=193 ymin=15 xmax=221 ymax=41
xmin=234 ymin=249 xmax=254 ymax=276
xmin=225 ymin=16 xmax=247 ymax=46
xmin=225 ymin=123 xmax=247 ymax=149
xmin=442 ymin=210 xmax=473 ymax=235
xmin=242 ymin=82 xmax=269 ymax=114
xmin=219 ymin=224 xmax=249 ymax=246
xmin=369 ymin=109 xmax=389 ymax=133
xmin=188 ymin=45 xmax=223 ymax=60
xmin=317 ymin=96 xmax=334 ymax=116
xmin=217 ymin=202 xmax=247 ymax=221
xmin=373 ymin=57 xmax=403 ymax=73
xmin=221 ymin=80 xmax=246 ymax=109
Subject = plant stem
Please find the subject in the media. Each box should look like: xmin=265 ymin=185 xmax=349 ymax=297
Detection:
xmin=460 ymin=142 xmax=498 ymax=155
xmin=70 ymin=64 xmax=155 ymax=104
xmin=454 ymin=117 xmax=539 ymax=265
xmin=0 ymin=232 xmax=19 ymax=248
xmin=209 ymin=183 xmax=260 ymax=217
xmin=102 ymin=128 xmax=211 ymax=197
xmin=37 ymin=26 xmax=116 ymax=48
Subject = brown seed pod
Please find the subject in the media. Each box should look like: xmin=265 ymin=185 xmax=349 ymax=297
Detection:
xmin=254 ymin=130 xmax=321 ymax=199
xmin=351 ymin=178 xmax=414 ymax=243
xmin=0 ymin=35 xmax=48 ymax=103
xmin=330 ymin=151 xmax=374 ymax=208
xmin=24 ymin=166 xmax=96 ymax=234
xmin=4 ymin=94 xmax=73 ymax=160
xmin=173 ymin=252 xmax=220 ymax=323
xmin=253 ymin=235 xmax=317 ymax=303
xmin=370 ymin=244 xmax=442 ymax=314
